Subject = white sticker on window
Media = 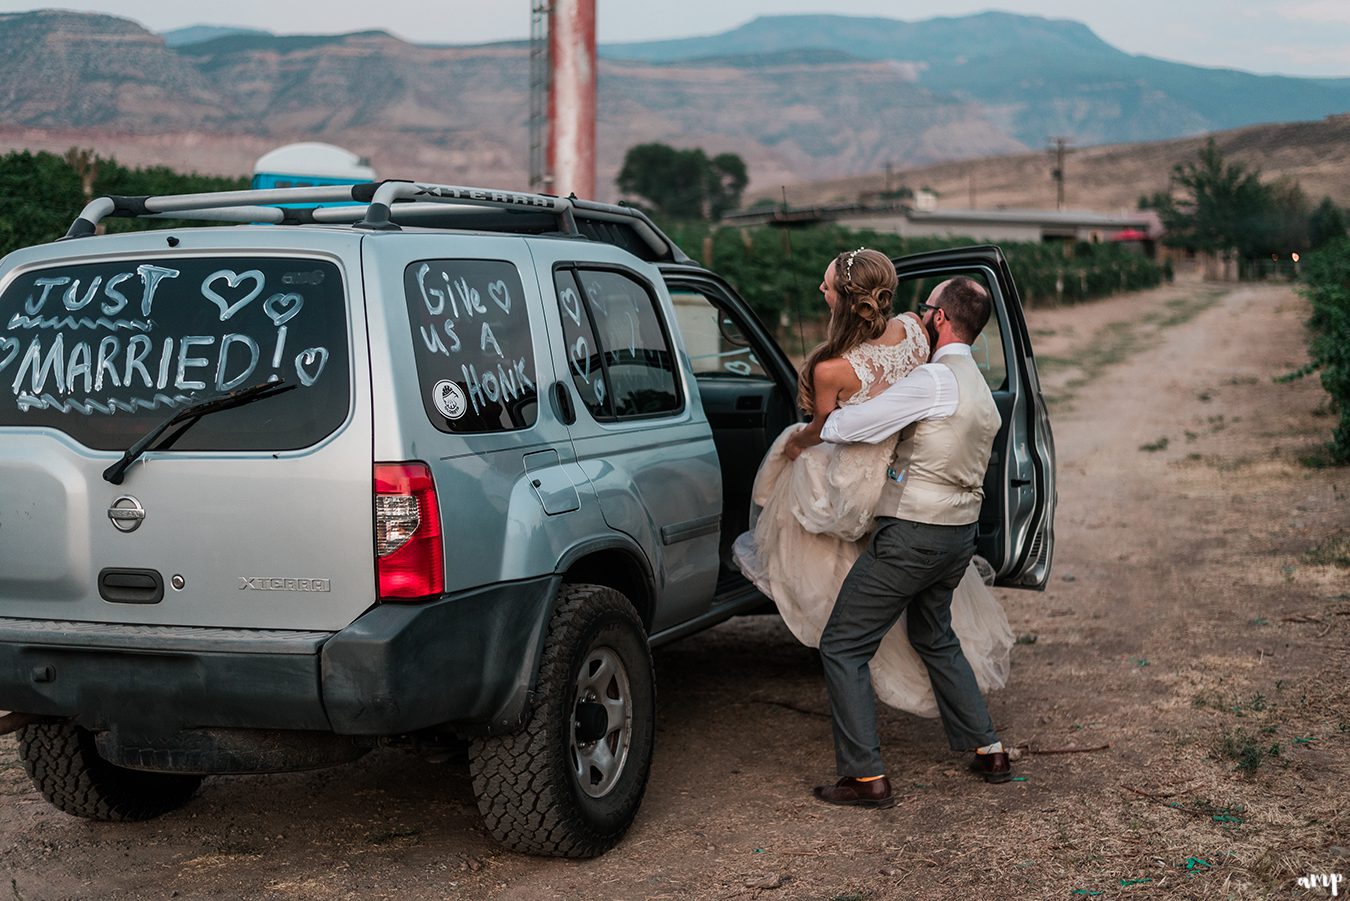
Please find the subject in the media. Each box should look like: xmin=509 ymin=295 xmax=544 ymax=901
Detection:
xmin=432 ymin=379 xmax=468 ymax=420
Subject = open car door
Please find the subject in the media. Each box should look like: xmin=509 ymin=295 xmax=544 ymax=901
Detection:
xmin=659 ymin=264 xmax=800 ymax=596
xmin=893 ymin=245 xmax=1057 ymax=589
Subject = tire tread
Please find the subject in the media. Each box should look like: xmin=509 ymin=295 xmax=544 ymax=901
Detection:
xmin=469 ymin=584 xmax=653 ymax=857
xmin=17 ymin=722 xmax=202 ymax=822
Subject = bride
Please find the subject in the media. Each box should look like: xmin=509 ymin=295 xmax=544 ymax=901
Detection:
xmin=733 ymin=248 xmax=1013 ymax=718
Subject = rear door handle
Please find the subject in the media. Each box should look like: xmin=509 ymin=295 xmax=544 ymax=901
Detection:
xmin=98 ymin=568 xmax=164 ymax=605
xmin=551 ymin=381 xmax=576 ymax=425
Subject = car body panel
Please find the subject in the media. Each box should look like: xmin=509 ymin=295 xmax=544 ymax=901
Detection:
xmin=0 ymin=229 xmax=376 ymax=631
xmin=658 ymin=266 xmax=800 ymax=592
xmin=526 ymin=241 xmax=722 ymax=633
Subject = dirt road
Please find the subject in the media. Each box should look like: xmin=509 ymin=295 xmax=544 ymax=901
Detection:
xmin=2 ymin=278 xmax=1347 ymax=900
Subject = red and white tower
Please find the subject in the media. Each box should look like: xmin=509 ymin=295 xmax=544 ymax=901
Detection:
xmin=542 ymin=0 xmax=596 ymax=200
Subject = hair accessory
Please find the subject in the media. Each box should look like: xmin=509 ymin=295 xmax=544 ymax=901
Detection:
xmin=843 ymin=246 xmax=866 ymax=283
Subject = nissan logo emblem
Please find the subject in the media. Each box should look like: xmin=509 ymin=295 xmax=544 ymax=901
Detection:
xmin=107 ymin=495 xmax=146 ymax=533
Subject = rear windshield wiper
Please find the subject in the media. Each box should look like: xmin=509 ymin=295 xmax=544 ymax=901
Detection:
xmin=102 ymin=379 xmax=297 ymax=485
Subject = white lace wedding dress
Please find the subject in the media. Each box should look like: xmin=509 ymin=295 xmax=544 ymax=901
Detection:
xmin=732 ymin=316 xmax=1014 ymax=718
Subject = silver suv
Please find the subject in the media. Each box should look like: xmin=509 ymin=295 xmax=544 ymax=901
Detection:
xmin=0 ymin=181 xmax=1055 ymax=857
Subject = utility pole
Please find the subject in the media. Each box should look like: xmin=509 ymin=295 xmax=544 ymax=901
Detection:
xmin=1048 ymin=136 xmax=1072 ymax=210
xmin=527 ymin=3 xmax=550 ymax=191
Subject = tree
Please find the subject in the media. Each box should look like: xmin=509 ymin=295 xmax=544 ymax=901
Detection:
xmin=616 ymin=143 xmax=748 ymax=220
xmin=1309 ymin=197 xmax=1347 ymax=249
xmin=1157 ymin=139 xmax=1331 ymax=276
xmin=1259 ymin=176 xmax=1311 ymax=256
xmin=0 ymin=150 xmax=83 ymax=254
xmin=1162 ymin=139 xmax=1269 ymax=258
xmin=91 ymin=155 xmax=247 ymax=236
xmin=1137 ymin=190 xmax=1174 ymax=214
xmin=707 ymin=152 xmax=747 ymax=218
xmin=0 ymin=149 xmax=250 ymax=257
xmin=92 ymin=157 xmax=246 ymax=198
xmin=63 ymin=147 xmax=99 ymax=201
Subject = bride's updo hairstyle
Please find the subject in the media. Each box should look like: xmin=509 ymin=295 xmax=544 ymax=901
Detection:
xmin=799 ymin=248 xmax=897 ymax=414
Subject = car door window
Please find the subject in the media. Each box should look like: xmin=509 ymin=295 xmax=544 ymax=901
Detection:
xmin=555 ymin=267 xmax=682 ymax=420
xmin=668 ymin=288 xmax=768 ymax=379
xmin=897 ymin=270 xmax=1008 ymax=391
xmin=553 ymin=269 xmax=608 ymax=419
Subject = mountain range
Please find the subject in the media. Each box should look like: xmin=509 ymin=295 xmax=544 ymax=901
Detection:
xmin=0 ymin=9 xmax=1345 ymax=206
xmin=605 ymin=14 xmax=1350 ymax=149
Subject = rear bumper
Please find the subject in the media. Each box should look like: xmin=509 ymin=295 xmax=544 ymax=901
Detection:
xmin=0 ymin=576 xmax=558 ymax=737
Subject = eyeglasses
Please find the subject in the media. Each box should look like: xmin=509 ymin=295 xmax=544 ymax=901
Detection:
xmin=917 ymin=302 xmax=942 ymax=316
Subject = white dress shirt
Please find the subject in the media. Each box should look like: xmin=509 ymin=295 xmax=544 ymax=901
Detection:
xmin=820 ymin=343 xmax=972 ymax=445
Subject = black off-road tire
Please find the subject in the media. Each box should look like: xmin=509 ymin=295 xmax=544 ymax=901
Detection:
xmin=17 ymin=721 xmax=203 ymax=822
xmin=469 ymin=584 xmax=655 ymax=857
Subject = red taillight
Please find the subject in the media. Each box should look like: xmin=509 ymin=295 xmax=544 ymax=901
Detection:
xmin=374 ymin=462 xmax=443 ymax=601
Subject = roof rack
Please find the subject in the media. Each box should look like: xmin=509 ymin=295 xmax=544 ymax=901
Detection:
xmin=63 ymin=179 xmax=691 ymax=264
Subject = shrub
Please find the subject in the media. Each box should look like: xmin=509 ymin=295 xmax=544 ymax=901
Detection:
xmin=1298 ymin=238 xmax=1350 ymax=462
xmin=0 ymin=151 xmax=84 ymax=253
xmin=666 ymin=222 xmax=1165 ymax=334
xmin=0 ymin=149 xmax=248 ymax=257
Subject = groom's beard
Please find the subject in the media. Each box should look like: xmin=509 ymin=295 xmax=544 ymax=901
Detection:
xmin=925 ymin=320 xmax=939 ymax=353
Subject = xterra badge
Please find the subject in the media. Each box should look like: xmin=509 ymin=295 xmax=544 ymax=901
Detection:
xmin=238 ymin=577 xmax=332 ymax=592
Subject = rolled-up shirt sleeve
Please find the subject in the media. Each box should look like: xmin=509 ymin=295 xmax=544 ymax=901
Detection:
xmin=821 ymin=364 xmax=957 ymax=444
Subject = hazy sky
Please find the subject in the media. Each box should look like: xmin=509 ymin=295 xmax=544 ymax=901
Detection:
xmin=4 ymin=1 xmax=1348 ymax=77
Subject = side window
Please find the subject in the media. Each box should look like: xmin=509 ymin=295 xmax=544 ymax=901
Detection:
xmin=403 ymin=259 xmax=538 ymax=433
xmin=555 ymin=267 xmax=682 ymax=420
xmin=896 ymin=269 xmax=1008 ymax=392
xmin=668 ymin=288 xmax=768 ymax=378
xmin=554 ymin=269 xmax=607 ymax=419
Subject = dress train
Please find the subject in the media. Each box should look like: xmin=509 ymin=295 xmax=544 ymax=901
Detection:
xmin=733 ymin=424 xmax=1013 ymax=718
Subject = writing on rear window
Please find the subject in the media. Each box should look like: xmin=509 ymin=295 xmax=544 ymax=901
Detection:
xmin=0 ymin=257 xmax=350 ymax=451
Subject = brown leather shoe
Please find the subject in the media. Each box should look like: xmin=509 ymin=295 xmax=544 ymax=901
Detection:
xmin=969 ymin=751 xmax=1013 ymax=783
xmin=812 ymin=776 xmax=896 ymax=808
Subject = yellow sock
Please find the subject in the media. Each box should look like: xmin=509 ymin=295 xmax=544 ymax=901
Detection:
xmin=856 ymin=775 xmax=886 ymax=782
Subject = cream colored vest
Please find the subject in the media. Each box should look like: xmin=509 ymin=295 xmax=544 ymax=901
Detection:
xmin=876 ymin=353 xmax=1001 ymax=526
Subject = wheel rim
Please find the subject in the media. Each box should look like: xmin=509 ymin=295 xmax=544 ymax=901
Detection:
xmin=569 ymin=646 xmax=633 ymax=799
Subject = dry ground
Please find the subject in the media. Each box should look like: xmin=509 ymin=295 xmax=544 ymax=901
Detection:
xmin=1 ymin=275 xmax=1347 ymax=900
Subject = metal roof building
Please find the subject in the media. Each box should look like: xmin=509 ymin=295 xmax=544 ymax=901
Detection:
xmin=724 ymin=202 xmax=1162 ymax=245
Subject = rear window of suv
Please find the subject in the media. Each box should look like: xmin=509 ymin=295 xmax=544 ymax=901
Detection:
xmin=0 ymin=256 xmax=350 ymax=451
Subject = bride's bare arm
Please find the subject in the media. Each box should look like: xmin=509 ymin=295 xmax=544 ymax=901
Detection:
xmin=786 ymin=357 xmax=853 ymax=460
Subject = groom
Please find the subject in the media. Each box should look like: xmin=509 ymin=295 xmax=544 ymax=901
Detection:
xmin=794 ymin=276 xmax=1011 ymax=808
